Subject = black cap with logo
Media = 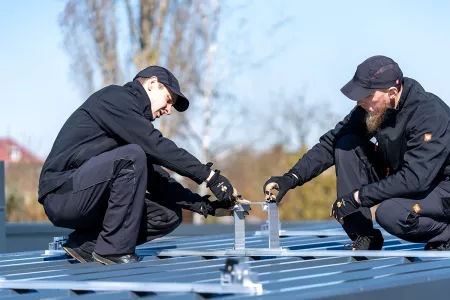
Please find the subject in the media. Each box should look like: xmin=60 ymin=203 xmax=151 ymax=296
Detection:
xmin=341 ymin=55 xmax=403 ymax=101
xmin=133 ymin=66 xmax=189 ymax=112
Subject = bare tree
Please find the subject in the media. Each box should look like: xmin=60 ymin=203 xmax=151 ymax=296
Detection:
xmin=271 ymin=89 xmax=338 ymax=151
xmin=59 ymin=0 xmax=216 ymax=139
xmin=192 ymin=0 xmax=220 ymax=225
xmin=179 ymin=2 xmax=295 ymax=162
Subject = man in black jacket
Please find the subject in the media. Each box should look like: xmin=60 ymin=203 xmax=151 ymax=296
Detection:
xmin=39 ymin=66 xmax=241 ymax=264
xmin=264 ymin=55 xmax=450 ymax=250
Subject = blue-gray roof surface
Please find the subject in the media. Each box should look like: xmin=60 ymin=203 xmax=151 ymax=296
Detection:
xmin=1 ymin=222 xmax=450 ymax=299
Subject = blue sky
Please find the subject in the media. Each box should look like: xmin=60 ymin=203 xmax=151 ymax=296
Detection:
xmin=1 ymin=0 xmax=450 ymax=158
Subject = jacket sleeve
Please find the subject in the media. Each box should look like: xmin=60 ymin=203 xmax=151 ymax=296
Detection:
xmin=360 ymin=107 xmax=450 ymax=206
xmin=149 ymin=164 xmax=209 ymax=214
xmin=148 ymin=164 xmax=188 ymax=196
xmin=89 ymin=88 xmax=210 ymax=184
xmin=289 ymin=106 xmax=368 ymax=185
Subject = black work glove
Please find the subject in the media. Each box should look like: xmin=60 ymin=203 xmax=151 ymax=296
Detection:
xmin=199 ymin=198 xmax=251 ymax=218
xmin=330 ymin=191 xmax=360 ymax=225
xmin=206 ymin=170 xmax=235 ymax=202
xmin=263 ymin=173 xmax=298 ymax=204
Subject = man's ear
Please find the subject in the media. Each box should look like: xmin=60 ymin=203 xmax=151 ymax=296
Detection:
xmin=388 ymin=87 xmax=398 ymax=99
xmin=147 ymin=76 xmax=158 ymax=91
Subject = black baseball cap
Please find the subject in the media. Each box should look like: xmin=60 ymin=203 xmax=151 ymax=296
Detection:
xmin=133 ymin=66 xmax=189 ymax=112
xmin=341 ymin=55 xmax=403 ymax=101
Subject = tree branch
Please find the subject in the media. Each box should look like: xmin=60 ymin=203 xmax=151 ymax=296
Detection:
xmin=153 ymin=0 xmax=168 ymax=64
xmin=125 ymin=0 xmax=139 ymax=61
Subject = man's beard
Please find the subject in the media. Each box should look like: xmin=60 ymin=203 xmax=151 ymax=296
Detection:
xmin=366 ymin=107 xmax=388 ymax=134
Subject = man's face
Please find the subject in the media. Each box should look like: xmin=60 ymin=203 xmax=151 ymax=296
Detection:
xmin=356 ymin=90 xmax=390 ymax=115
xmin=357 ymin=90 xmax=390 ymax=133
xmin=146 ymin=78 xmax=178 ymax=120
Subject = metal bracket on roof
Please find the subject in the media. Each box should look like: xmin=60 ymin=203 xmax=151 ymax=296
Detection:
xmin=266 ymin=201 xmax=281 ymax=249
xmin=220 ymin=258 xmax=262 ymax=293
xmin=232 ymin=201 xmax=281 ymax=250
xmin=232 ymin=201 xmax=250 ymax=250
xmin=43 ymin=236 xmax=68 ymax=256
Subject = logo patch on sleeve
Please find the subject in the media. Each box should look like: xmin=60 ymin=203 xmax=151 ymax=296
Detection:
xmin=413 ymin=204 xmax=421 ymax=213
xmin=424 ymin=133 xmax=432 ymax=141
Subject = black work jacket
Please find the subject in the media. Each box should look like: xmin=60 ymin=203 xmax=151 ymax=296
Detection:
xmin=38 ymin=81 xmax=210 ymax=202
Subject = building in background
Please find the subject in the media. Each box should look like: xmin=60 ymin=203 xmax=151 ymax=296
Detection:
xmin=0 ymin=138 xmax=43 ymax=165
xmin=0 ymin=138 xmax=45 ymax=221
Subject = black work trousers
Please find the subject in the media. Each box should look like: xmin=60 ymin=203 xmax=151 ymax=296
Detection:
xmin=335 ymin=134 xmax=450 ymax=244
xmin=43 ymin=144 xmax=182 ymax=256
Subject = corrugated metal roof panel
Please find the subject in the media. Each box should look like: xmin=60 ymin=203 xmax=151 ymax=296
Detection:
xmin=1 ymin=223 xmax=450 ymax=299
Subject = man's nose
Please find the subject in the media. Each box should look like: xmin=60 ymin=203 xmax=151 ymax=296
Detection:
xmin=166 ymin=105 xmax=172 ymax=115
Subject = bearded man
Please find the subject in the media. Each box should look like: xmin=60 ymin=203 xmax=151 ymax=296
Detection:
xmin=264 ymin=55 xmax=450 ymax=251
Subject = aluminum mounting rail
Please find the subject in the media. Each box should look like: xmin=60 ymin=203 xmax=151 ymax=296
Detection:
xmin=155 ymin=248 xmax=450 ymax=259
xmin=254 ymin=230 xmax=393 ymax=237
xmin=0 ymin=279 xmax=263 ymax=296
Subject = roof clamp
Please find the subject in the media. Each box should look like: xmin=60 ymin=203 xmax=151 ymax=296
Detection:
xmin=43 ymin=236 xmax=68 ymax=256
xmin=232 ymin=200 xmax=281 ymax=250
xmin=220 ymin=258 xmax=262 ymax=294
xmin=265 ymin=201 xmax=281 ymax=249
xmin=232 ymin=201 xmax=251 ymax=250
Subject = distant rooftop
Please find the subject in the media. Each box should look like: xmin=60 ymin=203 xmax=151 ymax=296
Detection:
xmin=0 ymin=138 xmax=43 ymax=164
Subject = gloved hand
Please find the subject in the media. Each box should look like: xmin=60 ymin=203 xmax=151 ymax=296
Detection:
xmin=200 ymin=198 xmax=251 ymax=218
xmin=263 ymin=173 xmax=298 ymax=204
xmin=206 ymin=170 xmax=235 ymax=202
xmin=330 ymin=191 xmax=360 ymax=225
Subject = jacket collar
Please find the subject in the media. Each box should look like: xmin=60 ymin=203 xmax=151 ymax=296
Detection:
xmin=124 ymin=81 xmax=154 ymax=120
xmin=395 ymin=77 xmax=416 ymax=111
xmin=383 ymin=77 xmax=416 ymax=121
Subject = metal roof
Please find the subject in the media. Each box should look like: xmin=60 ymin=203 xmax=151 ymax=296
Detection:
xmin=1 ymin=222 xmax=450 ymax=299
